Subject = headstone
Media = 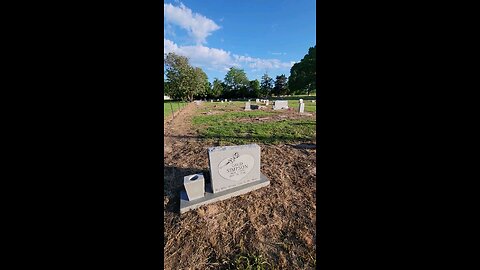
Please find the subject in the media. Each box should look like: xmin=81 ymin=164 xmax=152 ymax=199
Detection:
xmin=273 ymin=100 xmax=288 ymax=110
xmin=180 ymin=144 xmax=270 ymax=214
xmin=208 ymin=144 xmax=261 ymax=193
xmin=265 ymin=100 xmax=269 ymax=106
xmin=312 ymin=100 xmax=316 ymax=103
xmin=211 ymin=100 xmax=213 ymax=103
xmin=299 ymin=99 xmax=303 ymax=103
xmin=299 ymin=103 xmax=305 ymax=113
xmin=256 ymin=99 xmax=260 ymax=103
xmin=245 ymin=101 xmax=251 ymax=111
xmin=183 ymin=173 xmax=205 ymax=201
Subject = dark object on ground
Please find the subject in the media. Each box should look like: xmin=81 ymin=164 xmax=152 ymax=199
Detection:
xmin=288 ymin=143 xmax=316 ymax=149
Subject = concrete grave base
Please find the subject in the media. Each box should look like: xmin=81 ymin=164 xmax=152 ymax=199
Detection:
xmin=180 ymin=173 xmax=270 ymax=214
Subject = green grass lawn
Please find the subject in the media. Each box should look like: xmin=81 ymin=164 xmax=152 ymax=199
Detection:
xmin=287 ymin=100 xmax=316 ymax=112
xmin=164 ymin=100 xmax=187 ymax=117
xmin=192 ymin=110 xmax=316 ymax=144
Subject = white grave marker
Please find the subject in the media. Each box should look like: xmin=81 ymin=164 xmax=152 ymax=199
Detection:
xmin=273 ymin=100 xmax=288 ymax=110
xmin=299 ymin=103 xmax=305 ymax=113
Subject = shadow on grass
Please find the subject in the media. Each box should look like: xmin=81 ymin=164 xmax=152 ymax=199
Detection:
xmin=164 ymin=134 xmax=315 ymax=145
xmin=290 ymin=122 xmax=316 ymax=126
xmin=163 ymin=166 xmax=211 ymax=214
xmin=164 ymin=100 xmax=188 ymax=103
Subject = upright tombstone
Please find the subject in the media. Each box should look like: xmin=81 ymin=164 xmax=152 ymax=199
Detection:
xmin=211 ymin=100 xmax=213 ymax=103
xmin=245 ymin=101 xmax=251 ymax=111
xmin=256 ymin=98 xmax=260 ymax=103
xmin=208 ymin=144 xmax=261 ymax=193
xmin=265 ymin=100 xmax=269 ymax=106
xmin=299 ymin=103 xmax=305 ymax=113
xmin=179 ymin=144 xmax=270 ymax=214
xmin=273 ymin=100 xmax=288 ymax=110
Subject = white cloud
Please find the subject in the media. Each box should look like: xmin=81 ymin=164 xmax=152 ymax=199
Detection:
xmin=164 ymin=2 xmax=220 ymax=44
xmin=165 ymin=24 xmax=176 ymax=37
xmin=164 ymin=39 xmax=293 ymax=72
xmin=233 ymin=54 xmax=294 ymax=69
xmin=164 ymin=38 xmax=234 ymax=70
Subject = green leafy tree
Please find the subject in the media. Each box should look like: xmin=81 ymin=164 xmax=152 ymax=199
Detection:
xmin=224 ymin=67 xmax=249 ymax=98
xmin=248 ymin=79 xmax=261 ymax=98
xmin=164 ymin=52 xmax=197 ymax=101
xmin=164 ymin=81 xmax=170 ymax=97
xmin=193 ymin=67 xmax=209 ymax=99
xmin=211 ymin=78 xmax=223 ymax=98
xmin=205 ymin=81 xmax=213 ymax=98
xmin=273 ymin=74 xmax=289 ymax=97
xmin=288 ymin=45 xmax=316 ymax=95
xmin=260 ymin=73 xmax=274 ymax=98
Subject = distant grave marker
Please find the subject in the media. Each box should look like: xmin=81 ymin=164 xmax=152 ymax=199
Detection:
xmin=299 ymin=103 xmax=305 ymax=113
xmin=245 ymin=101 xmax=251 ymax=111
xmin=273 ymin=100 xmax=288 ymax=110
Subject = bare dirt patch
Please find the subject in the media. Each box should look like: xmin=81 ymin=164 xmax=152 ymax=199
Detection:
xmin=164 ymin=102 xmax=316 ymax=269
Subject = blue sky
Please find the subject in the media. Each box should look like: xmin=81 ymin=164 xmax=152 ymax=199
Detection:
xmin=164 ymin=0 xmax=316 ymax=83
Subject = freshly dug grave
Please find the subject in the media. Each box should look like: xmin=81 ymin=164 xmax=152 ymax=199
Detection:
xmin=164 ymin=103 xmax=316 ymax=269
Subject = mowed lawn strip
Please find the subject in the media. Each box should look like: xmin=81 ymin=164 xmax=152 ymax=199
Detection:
xmin=192 ymin=110 xmax=316 ymax=144
xmin=164 ymin=101 xmax=187 ymax=117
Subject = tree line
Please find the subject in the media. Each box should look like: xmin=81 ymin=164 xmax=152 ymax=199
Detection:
xmin=164 ymin=45 xmax=316 ymax=101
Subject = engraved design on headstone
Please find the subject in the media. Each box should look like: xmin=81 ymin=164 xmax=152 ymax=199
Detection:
xmin=218 ymin=152 xmax=254 ymax=181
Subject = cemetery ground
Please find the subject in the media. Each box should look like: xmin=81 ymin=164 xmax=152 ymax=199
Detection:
xmin=164 ymin=97 xmax=316 ymax=269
